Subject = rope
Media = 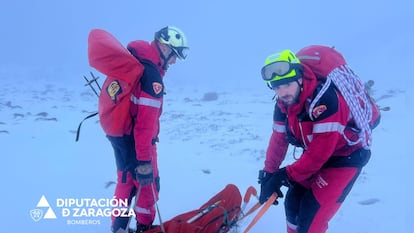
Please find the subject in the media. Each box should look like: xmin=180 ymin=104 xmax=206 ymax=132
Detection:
xmin=309 ymin=65 xmax=373 ymax=149
xmin=151 ymin=184 xmax=166 ymax=233
xmin=242 ymin=193 xmax=277 ymax=233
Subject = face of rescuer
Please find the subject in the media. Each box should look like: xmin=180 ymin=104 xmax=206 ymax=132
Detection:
xmin=273 ymin=78 xmax=303 ymax=106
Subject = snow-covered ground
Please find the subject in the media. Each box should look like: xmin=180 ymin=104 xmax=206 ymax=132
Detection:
xmin=1 ymin=0 xmax=412 ymax=232
xmin=1 ymin=65 xmax=411 ymax=232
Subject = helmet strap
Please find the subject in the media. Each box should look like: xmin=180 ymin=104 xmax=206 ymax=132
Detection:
xmin=296 ymin=79 xmax=304 ymax=97
xmin=155 ymin=41 xmax=176 ymax=70
xmin=155 ymin=41 xmax=168 ymax=70
xmin=163 ymin=52 xmax=176 ymax=70
xmin=266 ymin=82 xmax=273 ymax=90
xmin=296 ymin=79 xmax=303 ymax=89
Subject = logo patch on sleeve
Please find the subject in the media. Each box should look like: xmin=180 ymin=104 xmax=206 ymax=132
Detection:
xmin=152 ymin=82 xmax=163 ymax=95
xmin=312 ymin=105 xmax=327 ymax=119
xmin=107 ymin=80 xmax=122 ymax=103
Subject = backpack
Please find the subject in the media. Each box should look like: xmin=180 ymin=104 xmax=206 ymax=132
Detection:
xmin=145 ymin=184 xmax=242 ymax=233
xmin=296 ymin=45 xmax=381 ymax=149
xmin=87 ymin=29 xmax=145 ymax=137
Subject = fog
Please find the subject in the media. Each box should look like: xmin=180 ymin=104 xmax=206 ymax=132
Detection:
xmin=1 ymin=0 xmax=411 ymax=91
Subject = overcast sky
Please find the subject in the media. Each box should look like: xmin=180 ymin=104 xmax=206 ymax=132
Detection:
xmin=1 ymin=1 xmax=413 ymax=232
xmin=1 ymin=0 xmax=412 ymax=91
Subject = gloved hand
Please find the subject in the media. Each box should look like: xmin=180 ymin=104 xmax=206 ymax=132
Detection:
xmin=135 ymin=161 xmax=154 ymax=186
xmin=258 ymin=167 xmax=290 ymax=204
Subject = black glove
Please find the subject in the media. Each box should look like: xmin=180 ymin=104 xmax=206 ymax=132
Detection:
xmin=258 ymin=167 xmax=290 ymax=204
xmin=135 ymin=161 xmax=154 ymax=186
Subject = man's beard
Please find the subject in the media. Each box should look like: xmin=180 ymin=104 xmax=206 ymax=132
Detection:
xmin=280 ymin=94 xmax=297 ymax=106
xmin=280 ymin=87 xmax=301 ymax=106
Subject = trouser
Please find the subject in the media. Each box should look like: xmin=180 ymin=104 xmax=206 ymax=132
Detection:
xmin=285 ymin=149 xmax=371 ymax=233
xmin=107 ymin=135 xmax=159 ymax=233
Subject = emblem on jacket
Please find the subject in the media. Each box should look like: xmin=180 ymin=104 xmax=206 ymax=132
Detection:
xmin=152 ymin=82 xmax=163 ymax=95
xmin=107 ymin=80 xmax=122 ymax=103
xmin=312 ymin=105 xmax=327 ymax=119
xmin=315 ymin=174 xmax=328 ymax=188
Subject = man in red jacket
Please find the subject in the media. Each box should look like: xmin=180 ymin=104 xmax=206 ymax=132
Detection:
xmin=258 ymin=50 xmax=372 ymax=233
xmin=102 ymin=26 xmax=189 ymax=233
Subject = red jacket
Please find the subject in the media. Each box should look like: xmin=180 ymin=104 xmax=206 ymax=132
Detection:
xmin=127 ymin=40 xmax=165 ymax=161
xmin=264 ymin=65 xmax=363 ymax=183
xmin=89 ymin=29 xmax=165 ymax=162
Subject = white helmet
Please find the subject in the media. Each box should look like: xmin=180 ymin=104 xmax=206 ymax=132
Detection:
xmin=155 ymin=26 xmax=189 ymax=59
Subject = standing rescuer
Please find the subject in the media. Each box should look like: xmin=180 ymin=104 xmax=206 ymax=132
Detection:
xmin=92 ymin=26 xmax=189 ymax=233
xmin=257 ymin=49 xmax=376 ymax=233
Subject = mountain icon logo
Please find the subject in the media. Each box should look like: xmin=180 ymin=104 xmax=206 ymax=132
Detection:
xmin=30 ymin=195 xmax=57 ymax=222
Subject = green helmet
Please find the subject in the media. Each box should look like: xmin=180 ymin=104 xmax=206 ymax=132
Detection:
xmin=261 ymin=49 xmax=303 ymax=88
xmin=155 ymin=26 xmax=189 ymax=60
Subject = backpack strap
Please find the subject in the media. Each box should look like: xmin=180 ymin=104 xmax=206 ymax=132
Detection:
xmin=75 ymin=111 xmax=99 ymax=141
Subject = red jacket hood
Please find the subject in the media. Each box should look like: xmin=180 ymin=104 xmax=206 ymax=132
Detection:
xmin=127 ymin=40 xmax=165 ymax=77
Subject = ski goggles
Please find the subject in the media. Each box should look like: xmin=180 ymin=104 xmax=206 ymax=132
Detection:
xmin=261 ymin=61 xmax=302 ymax=82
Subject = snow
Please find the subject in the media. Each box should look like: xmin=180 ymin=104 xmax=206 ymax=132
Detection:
xmin=1 ymin=0 xmax=412 ymax=232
